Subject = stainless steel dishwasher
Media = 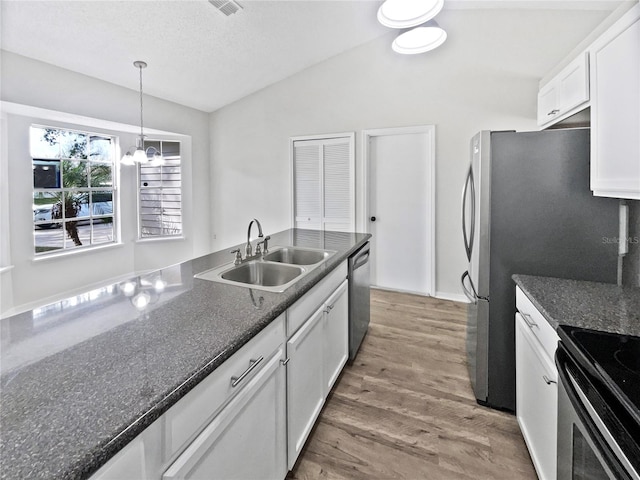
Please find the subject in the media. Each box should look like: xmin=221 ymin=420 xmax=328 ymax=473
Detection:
xmin=348 ymin=242 xmax=370 ymax=362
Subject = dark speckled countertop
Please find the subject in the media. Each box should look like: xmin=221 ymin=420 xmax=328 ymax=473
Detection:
xmin=0 ymin=229 xmax=370 ymax=480
xmin=512 ymin=274 xmax=640 ymax=337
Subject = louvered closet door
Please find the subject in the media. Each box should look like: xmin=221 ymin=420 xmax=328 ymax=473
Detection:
xmin=293 ymin=136 xmax=354 ymax=232
xmin=294 ymin=142 xmax=322 ymax=230
xmin=323 ymin=141 xmax=352 ymax=232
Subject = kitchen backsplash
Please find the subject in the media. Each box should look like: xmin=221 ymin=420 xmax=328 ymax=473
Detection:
xmin=622 ymin=200 xmax=640 ymax=287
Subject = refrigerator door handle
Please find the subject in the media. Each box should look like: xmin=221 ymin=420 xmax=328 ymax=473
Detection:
xmin=461 ymin=166 xmax=476 ymax=262
xmin=461 ymin=271 xmax=477 ymax=303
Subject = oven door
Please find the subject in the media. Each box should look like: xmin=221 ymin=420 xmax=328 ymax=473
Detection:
xmin=556 ymin=346 xmax=639 ymax=480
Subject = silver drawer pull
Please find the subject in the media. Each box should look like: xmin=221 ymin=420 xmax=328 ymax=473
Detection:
xmin=521 ymin=312 xmax=538 ymax=329
xmin=547 ymin=109 xmax=560 ymax=116
xmin=230 ymin=356 xmax=264 ymax=388
xmin=280 ymin=358 xmax=290 ymax=366
xmin=324 ymin=304 xmax=334 ymax=314
xmin=543 ymin=375 xmax=557 ymax=385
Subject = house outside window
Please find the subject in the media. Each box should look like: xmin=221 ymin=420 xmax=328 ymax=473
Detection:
xmin=139 ymin=140 xmax=182 ymax=238
xmin=31 ymin=126 xmax=116 ymax=255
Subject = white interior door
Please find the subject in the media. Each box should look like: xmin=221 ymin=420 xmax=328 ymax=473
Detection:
xmin=366 ymin=127 xmax=435 ymax=296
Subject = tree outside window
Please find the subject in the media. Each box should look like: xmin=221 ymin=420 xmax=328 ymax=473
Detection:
xmin=31 ymin=126 xmax=116 ymax=255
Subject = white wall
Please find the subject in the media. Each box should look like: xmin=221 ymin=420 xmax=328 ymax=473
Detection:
xmin=0 ymin=52 xmax=211 ymax=315
xmin=209 ymin=8 xmax=611 ymax=299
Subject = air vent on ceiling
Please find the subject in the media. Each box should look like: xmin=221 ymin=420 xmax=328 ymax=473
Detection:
xmin=208 ymin=0 xmax=243 ymax=16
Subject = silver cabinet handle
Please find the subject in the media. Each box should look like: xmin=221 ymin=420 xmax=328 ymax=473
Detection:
xmin=543 ymin=375 xmax=557 ymax=385
xmin=280 ymin=357 xmax=290 ymax=366
xmin=230 ymin=356 xmax=264 ymax=388
xmin=547 ymin=109 xmax=560 ymax=116
xmin=324 ymin=304 xmax=334 ymax=314
xmin=521 ymin=312 xmax=538 ymax=329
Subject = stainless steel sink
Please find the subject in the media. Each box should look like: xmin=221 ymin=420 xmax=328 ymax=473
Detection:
xmin=263 ymin=247 xmax=333 ymax=265
xmin=221 ymin=261 xmax=304 ymax=287
xmin=194 ymin=246 xmax=335 ymax=293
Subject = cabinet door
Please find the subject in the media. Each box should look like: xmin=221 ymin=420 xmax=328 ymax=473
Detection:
xmin=590 ymin=12 xmax=640 ymax=199
xmin=163 ymin=348 xmax=287 ymax=480
xmin=286 ymin=306 xmax=325 ymax=469
xmin=515 ymin=313 xmax=557 ymax=480
xmin=558 ymin=52 xmax=589 ymax=113
xmin=323 ymin=280 xmax=349 ymax=395
xmin=537 ymin=82 xmax=558 ymax=127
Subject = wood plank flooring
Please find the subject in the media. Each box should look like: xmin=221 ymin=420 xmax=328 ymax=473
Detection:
xmin=287 ymin=289 xmax=536 ymax=480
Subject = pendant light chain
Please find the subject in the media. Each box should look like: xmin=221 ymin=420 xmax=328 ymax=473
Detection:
xmin=139 ymin=62 xmax=144 ymax=142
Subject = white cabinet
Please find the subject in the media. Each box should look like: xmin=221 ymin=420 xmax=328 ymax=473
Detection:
xmin=515 ymin=287 xmax=560 ymax=480
xmin=286 ymin=275 xmax=349 ymax=469
xmin=322 ymin=280 xmax=349 ymax=395
xmin=286 ymin=306 xmax=325 ymax=469
xmin=537 ymin=53 xmax=589 ymax=128
xmin=90 ymin=421 xmax=164 ymax=480
xmin=291 ymin=134 xmax=355 ymax=232
xmin=590 ymin=4 xmax=640 ymax=200
xmin=163 ymin=347 xmax=287 ymax=480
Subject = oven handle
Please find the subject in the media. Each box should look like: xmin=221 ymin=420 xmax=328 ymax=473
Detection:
xmin=556 ymin=347 xmax=638 ymax=480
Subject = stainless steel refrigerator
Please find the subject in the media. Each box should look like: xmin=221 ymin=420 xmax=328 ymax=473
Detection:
xmin=461 ymin=129 xmax=619 ymax=412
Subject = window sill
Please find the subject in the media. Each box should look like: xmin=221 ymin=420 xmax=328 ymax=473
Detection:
xmin=32 ymin=242 xmax=125 ymax=263
xmin=136 ymin=236 xmax=186 ymax=244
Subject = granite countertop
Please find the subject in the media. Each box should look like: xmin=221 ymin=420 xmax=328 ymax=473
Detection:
xmin=513 ymin=274 xmax=640 ymax=337
xmin=0 ymin=228 xmax=370 ymax=480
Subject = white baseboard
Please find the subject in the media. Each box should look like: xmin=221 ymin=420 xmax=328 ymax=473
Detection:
xmin=435 ymin=291 xmax=470 ymax=304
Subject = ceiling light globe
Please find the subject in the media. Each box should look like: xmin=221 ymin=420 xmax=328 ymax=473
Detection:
xmin=121 ymin=152 xmax=135 ymax=166
xmin=133 ymin=148 xmax=148 ymax=164
xmin=392 ymin=25 xmax=447 ymax=54
xmin=378 ymin=0 xmax=444 ymax=29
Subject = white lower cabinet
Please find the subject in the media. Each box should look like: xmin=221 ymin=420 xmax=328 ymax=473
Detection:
xmin=163 ymin=347 xmax=287 ymax=480
xmin=286 ymin=278 xmax=349 ymax=469
xmin=322 ymin=280 xmax=349 ymax=395
xmin=515 ymin=286 xmax=560 ymax=480
xmin=286 ymin=306 xmax=326 ymax=469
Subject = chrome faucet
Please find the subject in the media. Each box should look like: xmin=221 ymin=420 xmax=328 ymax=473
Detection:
xmin=245 ymin=218 xmax=264 ymax=258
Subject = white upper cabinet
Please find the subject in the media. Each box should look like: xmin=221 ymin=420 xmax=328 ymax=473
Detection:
xmin=537 ymin=53 xmax=589 ymax=127
xmin=590 ymin=4 xmax=640 ymax=200
xmin=292 ymin=134 xmax=355 ymax=232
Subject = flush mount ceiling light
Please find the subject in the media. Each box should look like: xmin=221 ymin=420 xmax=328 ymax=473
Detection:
xmin=392 ymin=21 xmax=447 ymax=55
xmin=377 ymin=0 xmax=444 ymax=29
xmin=121 ymin=61 xmax=164 ymax=167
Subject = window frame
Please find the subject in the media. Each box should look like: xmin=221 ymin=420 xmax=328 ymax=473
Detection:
xmin=137 ymin=139 xmax=183 ymax=240
xmin=31 ymin=124 xmax=118 ymax=257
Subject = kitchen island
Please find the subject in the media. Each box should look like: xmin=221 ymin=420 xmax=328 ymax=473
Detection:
xmin=0 ymin=228 xmax=370 ymax=480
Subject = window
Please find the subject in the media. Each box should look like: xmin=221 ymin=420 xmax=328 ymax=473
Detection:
xmin=31 ymin=126 xmax=116 ymax=255
xmin=139 ymin=140 xmax=182 ymax=238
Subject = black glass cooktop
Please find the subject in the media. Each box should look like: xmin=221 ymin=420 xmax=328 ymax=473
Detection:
xmin=558 ymin=325 xmax=640 ymax=424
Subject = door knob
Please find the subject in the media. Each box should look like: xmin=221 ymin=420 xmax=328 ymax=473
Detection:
xmin=370 ymin=216 xmax=376 ymax=222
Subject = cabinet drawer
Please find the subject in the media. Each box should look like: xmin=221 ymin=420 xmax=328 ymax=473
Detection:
xmin=163 ymin=313 xmax=285 ymax=461
xmin=515 ymin=286 xmax=559 ymax=362
xmin=287 ymin=262 xmax=347 ymax=337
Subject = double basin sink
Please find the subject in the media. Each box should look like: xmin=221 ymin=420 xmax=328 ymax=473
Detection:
xmin=195 ymin=246 xmax=336 ymax=292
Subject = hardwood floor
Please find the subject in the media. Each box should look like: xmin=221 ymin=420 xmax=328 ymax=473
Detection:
xmin=287 ymin=288 xmax=536 ymax=480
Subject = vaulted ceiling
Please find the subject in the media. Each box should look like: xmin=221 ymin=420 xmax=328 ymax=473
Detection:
xmin=0 ymin=0 xmax=626 ymax=112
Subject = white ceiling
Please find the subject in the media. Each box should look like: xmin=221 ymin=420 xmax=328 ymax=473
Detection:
xmin=0 ymin=0 xmax=626 ymax=113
